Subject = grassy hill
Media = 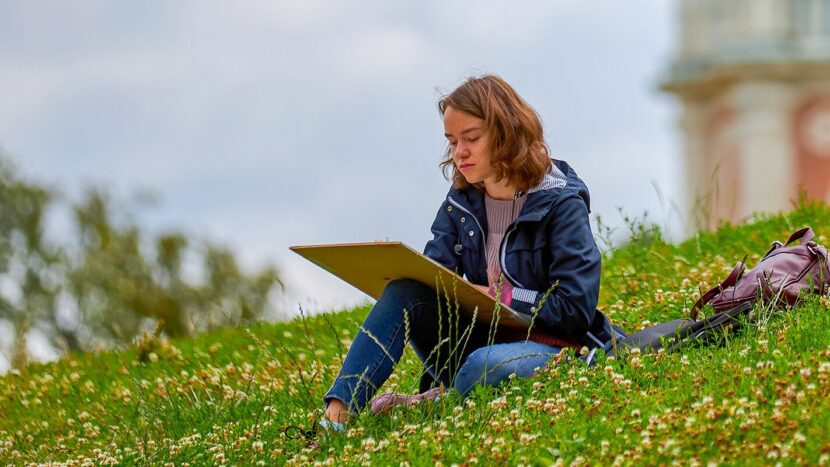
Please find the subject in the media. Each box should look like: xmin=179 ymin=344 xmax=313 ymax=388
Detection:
xmin=3 ymin=201 xmax=830 ymax=465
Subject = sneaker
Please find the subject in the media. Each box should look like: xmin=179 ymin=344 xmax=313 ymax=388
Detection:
xmin=370 ymin=387 xmax=443 ymax=414
xmin=319 ymin=419 xmax=346 ymax=433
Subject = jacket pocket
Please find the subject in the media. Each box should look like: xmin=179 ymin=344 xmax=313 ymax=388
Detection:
xmin=506 ymin=230 xmax=547 ymax=284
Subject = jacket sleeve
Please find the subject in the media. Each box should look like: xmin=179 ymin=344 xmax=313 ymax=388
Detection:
xmin=509 ymin=194 xmax=600 ymax=335
xmin=422 ymin=199 xmax=463 ymax=275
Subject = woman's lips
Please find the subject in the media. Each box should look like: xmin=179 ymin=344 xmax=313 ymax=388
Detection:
xmin=459 ymin=163 xmax=473 ymax=170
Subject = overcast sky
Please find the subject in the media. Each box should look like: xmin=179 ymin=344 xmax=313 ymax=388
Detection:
xmin=0 ymin=0 xmax=681 ymax=333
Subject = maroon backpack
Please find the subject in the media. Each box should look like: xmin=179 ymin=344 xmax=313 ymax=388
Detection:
xmin=607 ymin=227 xmax=830 ymax=357
xmin=691 ymin=227 xmax=830 ymax=320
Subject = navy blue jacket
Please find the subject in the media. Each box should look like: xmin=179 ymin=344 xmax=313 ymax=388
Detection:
xmin=423 ymin=159 xmax=613 ymax=348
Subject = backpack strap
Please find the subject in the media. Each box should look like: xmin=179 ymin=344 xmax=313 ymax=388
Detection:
xmin=762 ymin=240 xmax=783 ymax=259
xmin=785 ymin=227 xmax=814 ymax=246
xmin=762 ymin=227 xmax=814 ymax=258
xmin=691 ymin=259 xmax=746 ymax=320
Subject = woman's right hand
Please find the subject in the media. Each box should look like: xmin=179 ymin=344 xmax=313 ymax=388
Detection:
xmin=473 ymin=284 xmax=490 ymax=295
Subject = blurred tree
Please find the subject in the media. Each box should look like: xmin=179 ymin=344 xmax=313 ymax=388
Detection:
xmin=0 ymin=154 xmax=284 ymax=367
xmin=67 ymin=189 xmax=284 ymax=347
xmin=0 ymin=158 xmax=62 ymax=368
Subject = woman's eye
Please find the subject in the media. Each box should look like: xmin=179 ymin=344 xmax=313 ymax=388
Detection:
xmin=448 ymin=141 xmax=458 ymax=147
xmin=467 ymin=137 xmax=479 ymax=142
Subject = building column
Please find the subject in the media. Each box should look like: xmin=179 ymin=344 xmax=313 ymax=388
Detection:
xmin=678 ymin=99 xmax=708 ymax=232
xmin=731 ymin=81 xmax=797 ymax=218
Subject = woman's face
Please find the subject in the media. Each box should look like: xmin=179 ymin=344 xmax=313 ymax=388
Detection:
xmin=443 ymin=105 xmax=495 ymax=185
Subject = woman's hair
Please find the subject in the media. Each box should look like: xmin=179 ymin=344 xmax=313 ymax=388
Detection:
xmin=438 ymin=74 xmax=552 ymax=193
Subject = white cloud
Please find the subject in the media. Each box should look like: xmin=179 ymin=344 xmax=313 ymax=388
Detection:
xmin=318 ymin=26 xmax=437 ymax=83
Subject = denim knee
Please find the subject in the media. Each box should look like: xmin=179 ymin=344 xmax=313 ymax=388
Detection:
xmin=384 ymin=278 xmax=431 ymax=304
xmin=385 ymin=277 xmax=426 ymax=294
xmin=453 ymin=342 xmax=560 ymax=396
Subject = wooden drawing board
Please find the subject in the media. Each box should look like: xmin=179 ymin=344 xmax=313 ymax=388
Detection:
xmin=289 ymin=241 xmax=530 ymax=328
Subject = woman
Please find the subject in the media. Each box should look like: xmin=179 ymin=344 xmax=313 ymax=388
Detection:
xmin=323 ymin=74 xmax=614 ymax=429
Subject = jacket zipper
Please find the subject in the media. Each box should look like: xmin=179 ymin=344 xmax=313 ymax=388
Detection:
xmin=499 ymin=223 xmax=526 ymax=289
xmin=448 ymin=194 xmax=528 ymax=290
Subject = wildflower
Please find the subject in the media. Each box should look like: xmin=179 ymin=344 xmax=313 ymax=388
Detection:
xmin=361 ymin=437 xmax=377 ymax=451
xmin=489 ymin=397 xmax=508 ymax=410
xmin=681 ymin=355 xmax=690 ymax=366
xmin=654 ymin=290 xmax=665 ymax=302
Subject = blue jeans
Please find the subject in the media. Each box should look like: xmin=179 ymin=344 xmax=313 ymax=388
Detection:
xmin=324 ymin=278 xmax=561 ymax=413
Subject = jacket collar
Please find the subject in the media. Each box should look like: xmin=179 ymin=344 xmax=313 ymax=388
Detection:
xmin=446 ymin=159 xmax=588 ymax=224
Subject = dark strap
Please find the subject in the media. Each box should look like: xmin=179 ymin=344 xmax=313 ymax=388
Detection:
xmin=683 ymin=302 xmax=752 ymax=348
xmin=785 ymin=227 xmax=814 ymax=246
xmin=691 ymin=259 xmax=745 ymax=320
xmin=762 ymin=241 xmax=783 ymax=259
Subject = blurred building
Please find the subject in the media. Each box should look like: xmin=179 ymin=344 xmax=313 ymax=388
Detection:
xmin=663 ymin=0 xmax=830 ymax=230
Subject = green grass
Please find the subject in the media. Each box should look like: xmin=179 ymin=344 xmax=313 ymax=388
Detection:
xmin=3 ymin=200 xmax=830 ymax=465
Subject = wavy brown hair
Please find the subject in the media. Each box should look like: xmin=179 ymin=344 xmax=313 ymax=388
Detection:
xmin=438 ymin=74 xmax=552 ymax=193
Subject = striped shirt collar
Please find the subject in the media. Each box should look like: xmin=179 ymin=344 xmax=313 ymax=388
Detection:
xmin=525 ymin=163 xmax=568 ymax=195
